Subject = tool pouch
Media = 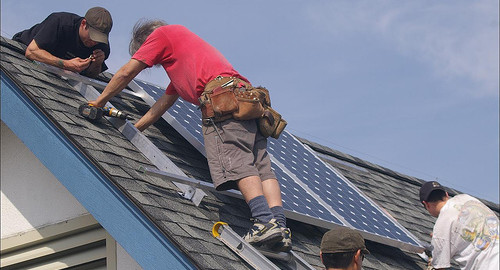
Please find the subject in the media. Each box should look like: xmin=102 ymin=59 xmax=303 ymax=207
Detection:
xmin=258 ymin=106 xmax=287 ymax=139
xmin=233 ymin=89 xmax=265 ymax=120
xmin=273 ymin=117 xmax=287 ymax=139
xmin=200 ymin=84 xmax=265 ymax=121
xmin=199 ymin=92 xmax=214 ymax=119
xmin=254 ymin=86 xmax=271 ymax=107
xmin=211 ymin=86 xmax=239 ymax=117
xmin=199 ymin=78 xmax=285 ymax=135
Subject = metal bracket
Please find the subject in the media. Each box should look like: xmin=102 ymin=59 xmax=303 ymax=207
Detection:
xmin=178 ymin=182 xmax=207 ymax=207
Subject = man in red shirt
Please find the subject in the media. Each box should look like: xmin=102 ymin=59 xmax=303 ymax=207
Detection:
xmin=89 ymin=20 xmax=291 ymax=251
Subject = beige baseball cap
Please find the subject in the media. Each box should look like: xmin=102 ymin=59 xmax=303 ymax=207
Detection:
xmin=85 ymin=7 xmax=113 ymax=44
xmin=321 ymin=227 xmax=370 ymax=255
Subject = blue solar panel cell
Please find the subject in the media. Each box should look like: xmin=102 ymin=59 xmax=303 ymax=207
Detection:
xmin=272 ymin=163 xmax=343 ymax=224
xmin=169 ymin=99 xmax=204 ymax=144
xmin=134 ymin=79 xmax=164 ymax=99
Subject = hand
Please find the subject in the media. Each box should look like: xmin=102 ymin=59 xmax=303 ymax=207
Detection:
xmin=426 ymin=256 xmax=434 ymax=270
xmin=65 ymin=57 xmax=92 ymax=73
xmin=83 ymin=49 xmax=105 ymax=78
xmin=90 ymin=49 xmax=105 ymax=64
xmin=87 ymin=100 xmax=105 ymax=108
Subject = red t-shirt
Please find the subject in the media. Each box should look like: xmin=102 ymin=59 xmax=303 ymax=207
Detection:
xmin=132 ymin=25 xmax=249 ymax=105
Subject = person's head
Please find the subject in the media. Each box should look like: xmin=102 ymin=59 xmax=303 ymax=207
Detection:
xmin=419 ymin=181 xmax=449 ymax=217
xmin=79 ymin=7 xmax=113 ymax=47
xmin=129 ymin=19 xmax=167 ymax=56
xmin=320 ymin=227 xmax=369 ymax=270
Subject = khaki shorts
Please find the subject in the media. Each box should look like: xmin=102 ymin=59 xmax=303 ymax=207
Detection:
xmin=202 ymin=118 xmax=276 ymax=191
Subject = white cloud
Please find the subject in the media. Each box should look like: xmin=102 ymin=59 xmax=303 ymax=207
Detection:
xmin=306 ymin=0 xmax=499 ymax=97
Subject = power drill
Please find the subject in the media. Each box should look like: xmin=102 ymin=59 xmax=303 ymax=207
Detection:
xmin=78 ymin=103 xmax=134 ymax=120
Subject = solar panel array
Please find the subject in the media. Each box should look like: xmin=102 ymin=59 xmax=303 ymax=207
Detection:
xmin=132 ymin=79 xmax=422 ymax=250
xmin=269 ymin=131 xmax=417 ymax=244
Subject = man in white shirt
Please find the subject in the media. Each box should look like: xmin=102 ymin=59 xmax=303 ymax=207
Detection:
xmin=419 ymin=181 xmax=499 ymax=270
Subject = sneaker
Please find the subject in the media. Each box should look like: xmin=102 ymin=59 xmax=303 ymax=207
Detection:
xmin=243 ymin=218 xmax=283 ymax=246
xmin=270 ymin=227 xmax=292 ymax=252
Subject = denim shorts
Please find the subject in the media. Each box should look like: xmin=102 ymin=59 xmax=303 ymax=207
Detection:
xmin=202 ymin=118 xmax=276 ymax=191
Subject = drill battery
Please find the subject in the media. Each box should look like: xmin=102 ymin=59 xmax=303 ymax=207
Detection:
xmin=79 ymin=103 xmax=133 ymax=120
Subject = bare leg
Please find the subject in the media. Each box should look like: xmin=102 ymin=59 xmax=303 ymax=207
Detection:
xmin=238 ymin=175 xmax=275 ymax=224
xmin=237 ymin=175 xmax=265 ymax=203
xmin=262 ymin=178 xmax=283 ymax=208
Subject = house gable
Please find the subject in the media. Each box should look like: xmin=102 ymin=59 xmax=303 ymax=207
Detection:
xmin=1 ymin=70 xmax=196 ymax=269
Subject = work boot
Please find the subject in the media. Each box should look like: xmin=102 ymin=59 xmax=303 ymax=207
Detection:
xmin=243 ymin=218 xmax=283 ymax=246
xmin=270 ymin=227 xmax=292 ymax=252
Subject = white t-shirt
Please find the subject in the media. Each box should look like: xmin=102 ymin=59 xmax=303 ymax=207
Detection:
xmin=431 ymin=194 xmax=499 ymax=270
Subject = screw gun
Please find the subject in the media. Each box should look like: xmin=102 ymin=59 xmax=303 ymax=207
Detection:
xmin=78 ymin=103 xmax=134 ymax=121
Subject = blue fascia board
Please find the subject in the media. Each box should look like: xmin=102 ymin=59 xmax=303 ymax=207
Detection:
xmin=1 ymin=72 xmax=196 ymax=270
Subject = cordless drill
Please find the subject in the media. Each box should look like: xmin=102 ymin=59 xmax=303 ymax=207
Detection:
xmin=78 ymin=103 xmax=134 ymax=120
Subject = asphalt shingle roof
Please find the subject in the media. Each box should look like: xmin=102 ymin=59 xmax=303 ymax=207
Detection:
xmin=2 ymin=36 xmax=498 ymax=270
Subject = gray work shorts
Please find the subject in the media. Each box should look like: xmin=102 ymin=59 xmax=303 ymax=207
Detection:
xmin=202 ymin=118 xmax=277 ymax=191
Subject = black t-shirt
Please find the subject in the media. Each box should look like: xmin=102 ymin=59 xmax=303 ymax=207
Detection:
xmin=13 ymin=12 xmax=110 ymax=72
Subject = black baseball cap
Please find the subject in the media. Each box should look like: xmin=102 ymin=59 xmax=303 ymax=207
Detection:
xmin=321 ymin=227 xmax=370 ymax=254
xmin=85 ymin=7 xmax=113 ymax=44
xmin=419 ymin=181 xmax=445 ymax=202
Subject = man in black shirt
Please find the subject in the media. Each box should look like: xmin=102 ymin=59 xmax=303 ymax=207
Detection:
xmin=13 ymin=7 xmax=112 ymax=78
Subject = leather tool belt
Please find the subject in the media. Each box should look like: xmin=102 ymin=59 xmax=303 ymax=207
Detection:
xmin=199 ymin=76 xmax=287 ymax=139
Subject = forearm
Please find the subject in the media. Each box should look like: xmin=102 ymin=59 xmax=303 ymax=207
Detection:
xmin=93 ymin=59 xmax=146 ymax=107
xmin=135 ymin=93 xmax=178 ymax=131
xmin=25 ymin=43 xmax=65 ymax=69
xmin=134 ymin=109 xmax=162 ymax=132
xmin=25 ymin=40 xmax=92 ymax=73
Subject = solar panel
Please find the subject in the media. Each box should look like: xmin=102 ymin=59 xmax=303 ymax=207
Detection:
xmin=134 ymin=79 xmax=164 ymax=99
xmin=271 ymin=162 xmax=343 ymax=224
xmin=268 ymin=131 xmax=419 ymax=245
xmin=131 ymin=79 xmax=423 ymax=251
xmin=133 ymin=80 xmax=206 ymax=154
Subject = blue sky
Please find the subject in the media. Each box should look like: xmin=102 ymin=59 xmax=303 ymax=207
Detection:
xmin=1 ymin=0 xmax=498 ymax=203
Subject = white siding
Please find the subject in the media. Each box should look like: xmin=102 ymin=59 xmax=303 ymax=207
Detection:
xmin=1 ymin=121 xmax=88 ymax=237
xmin=1 ymin=121 xmax=143 ymax=269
